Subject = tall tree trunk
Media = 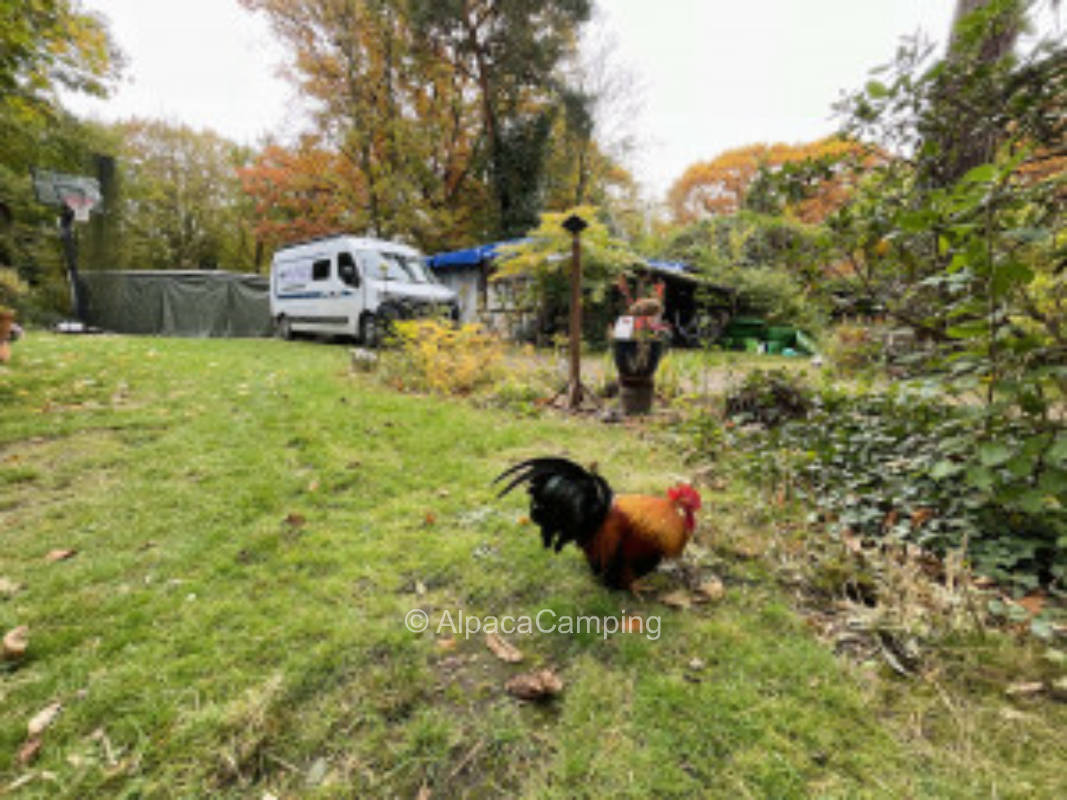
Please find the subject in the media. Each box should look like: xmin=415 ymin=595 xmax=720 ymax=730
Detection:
xmin=932 ymin=0 xmax=1024 ymax=184
xmin=461 ymin=10 xmax=506 ymax=233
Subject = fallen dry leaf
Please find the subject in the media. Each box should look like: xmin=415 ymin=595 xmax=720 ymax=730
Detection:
xmin=3 ymin=625 xmax=29 ymax=661
xmin=659 ymin=589 xmax=692 ymax=610
xmin=485 ymin=633 xmax=523 ymax=664
xmin=505 ymin=669 xmax=563 ymax=701
xmin=27 ymin=702 xmax=62 ymax=737
xmin=841 ymin=529 xmax=863 ymax=555
xmin=694 ymin=578 xmax=725 ymax=603
xmin=1005 ymin=681 xmax=1044 ymax=698
xmin=436 ymin=638 xmax=457 ymax=652
xmin=1016 ymin=592 xmax=1046 ymax=617
xmin=284 ymin=513 xmax=306 ymax=528
xmin=999 ymin=706 xmax=1031 ymax=722
xmin=44 ymin=549 xmax=77 ymax=563
xmin=0 ymin=576 xmax=25 ymax=598
xmin=6 ymin=774 xmax=36 ymax=792
xmin=910 ymin=507 xmax=935 ymax=528
xmin=89 ymin=727 xmax=118 ymax=767
xmin=17 ymin=737 xmax=42 ymax=765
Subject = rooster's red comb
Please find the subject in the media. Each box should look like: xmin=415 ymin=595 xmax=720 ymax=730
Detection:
xmin=668 ymin=483 xmax=701 ymax=510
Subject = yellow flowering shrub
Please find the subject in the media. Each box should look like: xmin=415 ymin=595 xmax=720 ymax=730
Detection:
xmin=386 ymin=320 xmax=504 ymax=395
xmin=0 ymin=268 xmax=29 ymax=312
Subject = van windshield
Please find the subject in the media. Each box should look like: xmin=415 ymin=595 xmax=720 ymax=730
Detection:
xmin=361 ymin=250 xmax=432 ymax=283
xmin=397 ymin=256 xmax=435 ymax=284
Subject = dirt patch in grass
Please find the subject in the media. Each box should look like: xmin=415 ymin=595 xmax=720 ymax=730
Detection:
xmin=0 ymin=430 xmax=129 ymax=526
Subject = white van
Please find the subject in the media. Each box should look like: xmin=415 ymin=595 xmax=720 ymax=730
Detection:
xmin=269 ymin=235 xmax=458 ymax=344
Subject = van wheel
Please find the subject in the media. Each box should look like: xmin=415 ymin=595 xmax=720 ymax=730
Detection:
xmin=359 ymin=313 xmax=379 ymax=348
xmin=276 ymin=315 xmax=293 ymax=340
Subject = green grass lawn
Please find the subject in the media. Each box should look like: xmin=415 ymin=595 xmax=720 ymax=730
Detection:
xmin=1 ymin=334 xmax=1065 ymax=798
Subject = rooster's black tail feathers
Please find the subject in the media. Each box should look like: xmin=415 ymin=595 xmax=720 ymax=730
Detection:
xmin=494 ymin=457 xmax=613 ymax=552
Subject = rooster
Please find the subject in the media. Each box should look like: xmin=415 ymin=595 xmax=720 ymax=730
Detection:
xmin=495 ymin=457 xmax=702 ymax=595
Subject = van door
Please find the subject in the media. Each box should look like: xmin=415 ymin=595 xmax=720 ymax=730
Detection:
xmin=336 ymin=250 xmax=364 ymax=336
xmin=304 ymin=255 xmax=341 ymax=334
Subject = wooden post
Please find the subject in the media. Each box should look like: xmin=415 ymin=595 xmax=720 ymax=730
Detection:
xmin=567 ymin=229 xmax=582 ymax=409
xmin=562 ymin=214 xmax=588 ymax=410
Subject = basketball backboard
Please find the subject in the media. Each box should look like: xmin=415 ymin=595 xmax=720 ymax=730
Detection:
xmin=31 ymin=169 xmax=102 ymax=222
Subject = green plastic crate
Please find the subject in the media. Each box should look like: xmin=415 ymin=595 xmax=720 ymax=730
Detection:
xmin=765 ymin=326 xmax=796 ymax=343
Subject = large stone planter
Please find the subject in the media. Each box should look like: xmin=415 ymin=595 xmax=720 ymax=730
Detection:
xmin=612 ymin=337 xmax=666 ymax=415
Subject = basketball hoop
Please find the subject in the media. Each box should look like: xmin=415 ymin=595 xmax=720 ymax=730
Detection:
xmin=31 ymin=168 xmax=102 ymax=216
xmin=62 ymin=192 xmax=98 ymax=223
xmin=30 ymin=166 xmax=104 ymax=326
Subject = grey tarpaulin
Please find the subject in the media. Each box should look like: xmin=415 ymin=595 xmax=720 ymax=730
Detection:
xmin=79 ymin=271 xmax=272 ymax=337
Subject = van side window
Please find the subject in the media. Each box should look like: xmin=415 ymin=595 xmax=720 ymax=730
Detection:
xmin=357 ymin=250 xmax=380 ymax=277
xmin=337 ymin=252 xmax=360 ymax=287
xmin=312 ymin=258 xmax=331 ymax=281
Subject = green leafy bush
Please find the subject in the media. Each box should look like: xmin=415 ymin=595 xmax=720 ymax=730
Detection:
xmin=823 ymin=322 xmax=884 ymax=373
xmin=728 ymin=386 xmax=1067 ymax=595
xmin=724 ymin=368 xmax=813 ymax=427
xmin=730 ymin=266 xmax=825 ymax=333
xmin=489 ymin=374 xmax=550 ymax=413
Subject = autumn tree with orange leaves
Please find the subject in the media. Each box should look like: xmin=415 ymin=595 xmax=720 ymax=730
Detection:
xmin=239 ymin=0 xmax=489 ymax=251
xmin=239 ymin=0 xmax=597 ymax=252
xmin=666 ymin=137 xmax=875 ymax=224
xmin=237 ymin=137 xmax=370 ymax=263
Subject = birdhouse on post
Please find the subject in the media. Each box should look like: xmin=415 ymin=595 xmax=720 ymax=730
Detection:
xmin=562 ymin=213 xmax=589 ymax=410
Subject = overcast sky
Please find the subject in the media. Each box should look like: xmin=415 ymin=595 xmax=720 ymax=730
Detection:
xmin=66 ymin=0 xmax=1059 ymax=201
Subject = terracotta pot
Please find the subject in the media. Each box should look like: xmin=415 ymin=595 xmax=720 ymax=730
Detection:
xmin=0 ymin=309 xmax=13 ymax=364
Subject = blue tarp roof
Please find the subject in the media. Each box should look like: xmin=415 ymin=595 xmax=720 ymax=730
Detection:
xmin=426 ymin=240 xmax=521 ymax=269
xmin=426 ymin=242 xmax=698 ymax=277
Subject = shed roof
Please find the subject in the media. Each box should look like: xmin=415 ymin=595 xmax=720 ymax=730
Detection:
xmin=426 ymin=241 xmax=519 ymax=269
xmin=425 ymin=243 xmax=729 ymax=291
